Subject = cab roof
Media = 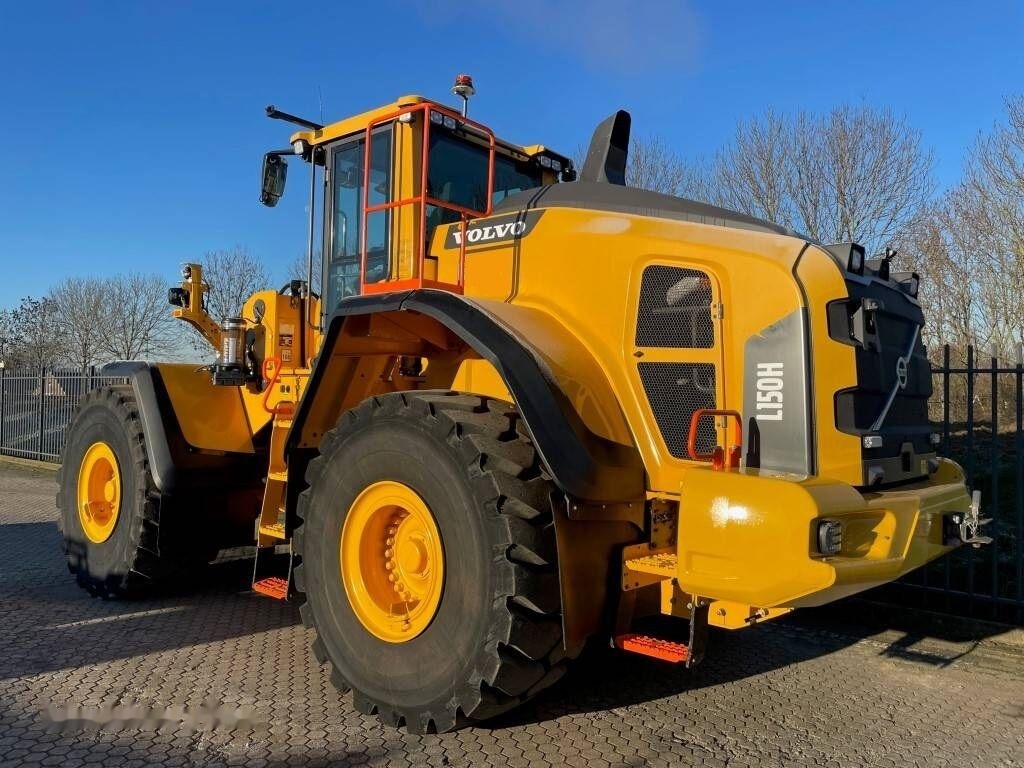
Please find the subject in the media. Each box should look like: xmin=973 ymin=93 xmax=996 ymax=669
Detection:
xmin=288 ymin=94 xmax=570 ymax=166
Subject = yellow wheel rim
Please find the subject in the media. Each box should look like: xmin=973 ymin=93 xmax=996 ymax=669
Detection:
xmin=76 ymin=441 xmax=121 ymax=544
xmin=340 ymin=480 xmax=445 ymax=643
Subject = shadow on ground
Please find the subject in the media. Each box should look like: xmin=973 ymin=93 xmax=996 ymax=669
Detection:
xmin=0 ymin=520 xmax=299 ymax=681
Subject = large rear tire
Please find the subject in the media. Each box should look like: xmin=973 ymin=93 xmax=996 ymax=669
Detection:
xmin=294 ymin=391 xmax=574 ymax=733
xmin=57 ymin=387 xmax=212 ymax=597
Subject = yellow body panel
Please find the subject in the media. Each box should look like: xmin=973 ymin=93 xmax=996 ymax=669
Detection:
xmin=156 ymin=364 xmax=262 ymax=453
xmin=796 ymin=246 xmax=863 ymax=486
xmin=449 ymin=359 xmax=511 ymax=403
xmin=445 ymin=206 xmax=854 ymax=493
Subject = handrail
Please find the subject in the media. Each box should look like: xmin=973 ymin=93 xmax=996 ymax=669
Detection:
xmin=358 ymin=102 xmax=496 ymax=295
xmin=261 ymin=357 xmax=294 ymax=416
xmin=687 ymin=409 xmax=742 ymax=469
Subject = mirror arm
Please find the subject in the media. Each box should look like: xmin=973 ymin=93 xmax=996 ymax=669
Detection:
xmin=265 ymin=105 xmax=324 ymax=131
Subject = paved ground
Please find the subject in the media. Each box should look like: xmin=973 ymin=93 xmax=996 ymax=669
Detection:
xmin=1 ymin=461 xmax=1022 ymax=768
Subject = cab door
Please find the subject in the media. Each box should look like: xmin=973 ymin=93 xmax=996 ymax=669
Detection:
xmin=323 ymin=127 xmax=394 ymax=313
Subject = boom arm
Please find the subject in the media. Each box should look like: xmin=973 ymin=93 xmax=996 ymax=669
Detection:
xmin=169 ymin=263 xmax=223 ymax=352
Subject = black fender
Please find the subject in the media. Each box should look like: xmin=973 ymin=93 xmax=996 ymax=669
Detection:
xmin=287 ymin=290 xmax=646 ymax=504
xmin=97 ymin=362 xmax=265 ymax=495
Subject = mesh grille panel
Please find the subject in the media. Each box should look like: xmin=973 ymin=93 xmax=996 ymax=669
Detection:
xmin=636 ymin=266 xmax=714 ymax=348
xmin=639 ymin=363 xmax=717 ymax=459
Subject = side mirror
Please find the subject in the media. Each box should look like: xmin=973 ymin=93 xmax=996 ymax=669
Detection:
xmin=260 ymin=153 xmax=287 ymax=207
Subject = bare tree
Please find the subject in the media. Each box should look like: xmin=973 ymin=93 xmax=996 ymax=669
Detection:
xmin=96 ymin=273 xmax=179 ymax=361
xmin=706 ymin=104 xmax=934 ymax=254
xmin=901 ymin=207 xmax=978 ymax=358
xmin=625 ymin=134 xmax=701 ymax=196
xmin=48 ymin=277 xmax=106 ymax=369
xmin=573 ymin=134 xmax=703 ymax=196
xmin=285 ymin=250 xmax=323 ymax=295
xmin=0 ymin=308 xmax=21 ymax=368
xmin=908 ymin=96 xmax=1024 ymax=363
xmin=9 ymin=296 xmax=62 ymax=370
xmin=201 ymin=246 xmax=272 ymax=322
xmin=959 ymin=95 xmax=1024 ymax=357
xmin=711 ymin=109 xmax=793 ymax=224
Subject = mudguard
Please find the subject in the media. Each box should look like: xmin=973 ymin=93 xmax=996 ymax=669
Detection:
xmin=288 ymin=290 xmax=646 ymax=504
xmin=97 ymin=362 xmax=265 ymax=495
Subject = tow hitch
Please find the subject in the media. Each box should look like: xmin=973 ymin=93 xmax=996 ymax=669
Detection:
xmin=944 ymin=490 xmax=993 ymax=548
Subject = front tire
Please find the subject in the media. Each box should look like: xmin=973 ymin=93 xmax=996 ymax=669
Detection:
xmin=57 ymin=387 xmax=209 ymax=597
xmin=294 ymin=392 xmax=573 ymax=733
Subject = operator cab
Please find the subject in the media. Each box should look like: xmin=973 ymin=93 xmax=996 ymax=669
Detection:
xmin=261 ymin=83 xmax=573 ymax=318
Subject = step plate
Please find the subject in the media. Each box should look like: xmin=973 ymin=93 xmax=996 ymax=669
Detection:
xmin=615 ymin=633 xmax=690 ymax=663
xmin=253 ymin=577 xmax=289 ymax=600
xmin=627 ymin=552 xmax=677 ymax=576
xmin=258 ymin=523 xmax=288 ymax=540
xmin=622 ymin=544 xmax=677 ymax=590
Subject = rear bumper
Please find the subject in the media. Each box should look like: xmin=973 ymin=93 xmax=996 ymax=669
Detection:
xmin=673 ymin=458 xmax=972 ymax=609
xmin=791 ymin=460 xmax=971 ymax=607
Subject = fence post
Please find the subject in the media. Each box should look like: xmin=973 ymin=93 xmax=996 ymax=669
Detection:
xmin=942 ymin=344 xmax=952 ymax=609
xmin=37 ymin=367 xmax=45 ymax=461
xmin=1017 ymin=342 xmax=1023 ymax=625
xmin=990 ymin=348 xmax=1000 ymax=620
xmin=966 ymin=346 xmax=976 ymax=612
xmin=942 ymin=345 xmax=951 ymax=451
xmin=0 ymin=366 xmax=5 ymax=454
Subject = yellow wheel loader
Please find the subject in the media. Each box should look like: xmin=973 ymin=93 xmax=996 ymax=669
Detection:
xmin=58 ymin=77 xmax=987 ymax=732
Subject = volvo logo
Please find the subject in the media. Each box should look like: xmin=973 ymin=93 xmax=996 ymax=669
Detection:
xmin=896 ymin=356 xmax=909 ymax=390
xmin=443 ymin=210 xmax=544 ymax=249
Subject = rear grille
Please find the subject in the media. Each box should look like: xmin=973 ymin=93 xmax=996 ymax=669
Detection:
xmin=638 ymin=363 xmax=716 ymax=459
xmin=636 ymin=266 xmax=714 ymax=348
xmin=829 ymin=286 xmax=933 ymax=455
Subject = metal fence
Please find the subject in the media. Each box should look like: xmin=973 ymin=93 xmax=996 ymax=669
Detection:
xmin=1 ymin=353 xmax=1022 ymax=624
xmin=874 ymin=344 xmax=1024 ymax=624
xmin=0 ymin=368 xmax=126 ymax=462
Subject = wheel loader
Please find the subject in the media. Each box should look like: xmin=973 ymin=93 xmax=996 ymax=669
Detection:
xmin=58 ymin=77 xmax=988 ymax=733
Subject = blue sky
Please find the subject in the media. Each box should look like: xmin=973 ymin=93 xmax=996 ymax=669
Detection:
xmin=0 ymin=1 xmax=1021 ymax=308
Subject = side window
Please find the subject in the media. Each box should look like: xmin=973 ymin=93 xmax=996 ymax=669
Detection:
xmin=328 ymin=142 xmax=362 ymax=307
xmin=325 ymin=129 xmax=393 ymax=310
xmin=363 ymin=129 xmax=393 ymax=285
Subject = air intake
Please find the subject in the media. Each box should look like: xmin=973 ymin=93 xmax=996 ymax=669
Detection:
xmin=638 ymin=363 xmax=717 ymax=459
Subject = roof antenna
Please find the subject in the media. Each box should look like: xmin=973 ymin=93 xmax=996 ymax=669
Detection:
xmin=452 ymin=74 xmax=475 ymax=118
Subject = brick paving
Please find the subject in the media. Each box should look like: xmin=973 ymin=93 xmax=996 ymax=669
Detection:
xmin=1 ymin=461 xmax=1022 ymax=767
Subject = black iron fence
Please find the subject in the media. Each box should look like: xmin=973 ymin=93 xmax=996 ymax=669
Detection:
xmin=874 ymin=344 xmax=1024 ymax=624
xmin=0 ymin=368 xmax=126 ymax=462
xmin=1 ymin=353 xmax=1022 ymax=623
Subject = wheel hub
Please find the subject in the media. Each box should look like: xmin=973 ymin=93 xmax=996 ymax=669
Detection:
xmin=77 ymin=441 xmax=121 ymax=544
xmin=340 ymin=481 xmax=445 ymax=642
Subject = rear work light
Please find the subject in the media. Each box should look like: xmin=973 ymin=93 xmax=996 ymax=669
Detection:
xmin=817 ymin=520 xmax=843 ymax=556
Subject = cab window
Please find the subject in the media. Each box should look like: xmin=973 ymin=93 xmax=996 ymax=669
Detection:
xmin=325 ymin=128 xmax=392 ymax=311
xmin=425 ymin=131 xmax=543 ymax=238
